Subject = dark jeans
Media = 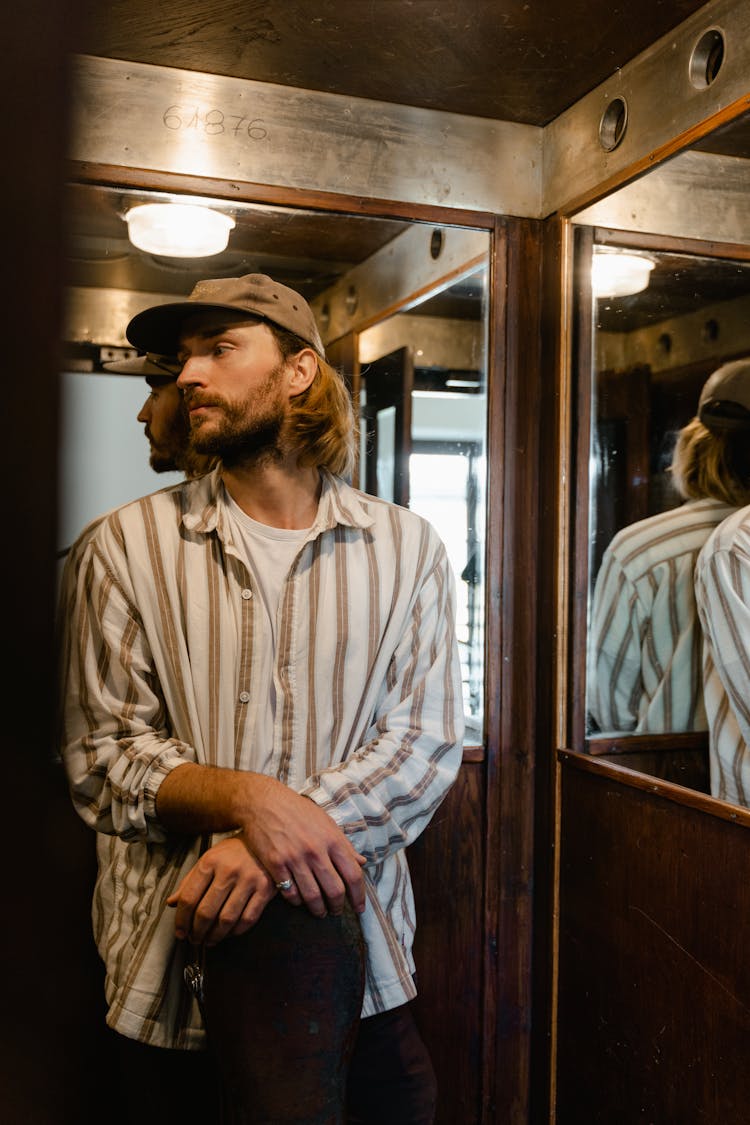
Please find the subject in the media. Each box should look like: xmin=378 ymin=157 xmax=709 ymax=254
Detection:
xmin=111 ymin=897 xmax=436 ymax=1124
xmin=346 ymin=1002 xmax=437 ymax=1125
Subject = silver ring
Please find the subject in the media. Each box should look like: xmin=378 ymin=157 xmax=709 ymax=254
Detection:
xmin=275 ymin=878 xmax=294 ymax=892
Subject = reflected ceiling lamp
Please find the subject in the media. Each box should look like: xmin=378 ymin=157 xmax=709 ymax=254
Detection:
xmin=591 ymin=249 xmax=655 ymax=298
xmin=125 ymin=203 xmax=235 ymax=257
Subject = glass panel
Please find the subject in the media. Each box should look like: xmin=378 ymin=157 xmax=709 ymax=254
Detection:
xmin=358 ymin=267 xmax=489 ymax=741
xmin=410 ymin=446 xmax=485 ymax=732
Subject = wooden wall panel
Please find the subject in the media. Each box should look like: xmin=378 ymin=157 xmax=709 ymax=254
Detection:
xmin=409 ymin=762 xmax=486 ymax=1125
xmin=557 ymin=754 xmax=750 ymax=1124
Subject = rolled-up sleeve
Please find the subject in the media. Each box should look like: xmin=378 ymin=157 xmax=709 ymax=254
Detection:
xmin=301 ymin=538 xmax=464 ymax=861
xmin=61 ymin=530 xmax=192 ymax=842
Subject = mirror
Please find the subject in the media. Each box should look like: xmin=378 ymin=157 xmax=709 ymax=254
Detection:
xmin=571 ymin=107 xmax=750 ymax=797
xmin=59 ymin=182 xmax=489 ymax=744
xmin=583 ymin=241 xmax=750 ymax=737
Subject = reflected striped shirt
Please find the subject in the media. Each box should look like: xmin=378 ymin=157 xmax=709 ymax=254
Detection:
xmin=60 ymin=468 xmax=464 ymax=1048
xmin=695 ymin=505 xmax=750 ymax=806
xmin=587 ymin=498 xmax=736 ymax=734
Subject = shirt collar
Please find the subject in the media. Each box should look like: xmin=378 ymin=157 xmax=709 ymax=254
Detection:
xmin=180 ymin=467 xmax=375 ymax=539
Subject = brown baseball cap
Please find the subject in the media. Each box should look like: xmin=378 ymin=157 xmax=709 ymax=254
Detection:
xmin=125 ymin=273 xmax=325 ymax=358
xmin=698 ymin=359 xmax=750 ymax=432
xmin=102 ymin=353 xmax=181 ymax=377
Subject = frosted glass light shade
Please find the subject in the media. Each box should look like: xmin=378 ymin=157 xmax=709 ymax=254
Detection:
xmin=126 ymin=204 xmax=235 ymax=257
xmin=592 ymin=250 xmax=655 ymax=298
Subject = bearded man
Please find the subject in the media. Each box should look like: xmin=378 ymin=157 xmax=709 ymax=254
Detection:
xmin=60 ymin=274 xmax=464 ymax=1125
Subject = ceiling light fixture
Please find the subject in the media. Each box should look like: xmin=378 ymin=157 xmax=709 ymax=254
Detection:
xmin=591 ymin=249 xmax=655 ymax=298
xmin=125 ymin=203 xmax=235 ymax=258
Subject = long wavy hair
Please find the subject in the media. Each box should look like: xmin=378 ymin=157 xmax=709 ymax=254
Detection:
xmin=269 ymin=325 xmax=358 ymax=479
xmin=671 ymin=416 xmax=750 ymax=506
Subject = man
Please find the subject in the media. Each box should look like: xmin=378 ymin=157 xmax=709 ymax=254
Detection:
xmin=588 ymin=359 xmax=750 ymax=734
xmin=694 ymin=359 xmax=750 ymax=806
xmin=60 ymin=274 xmax=464 ymax=1123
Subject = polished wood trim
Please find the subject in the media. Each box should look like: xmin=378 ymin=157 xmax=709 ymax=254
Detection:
xmin=587 ymin=730 xmax=709 ymax=756
xmin=568 ymin=224 xmax=595 ymax=751
xmin=480 ymin=215 xmax=506 ymax=1123
xmin=462 ymin=744 xmax=485 ymax=763
xmin=537 ymin=213 xmax=575 ymax=1125
xmin=66 ymin=160 xmax=497 ymax=230
xmin=559 ymin=747 xmax=750 ymax=827
xmin=593 ymin=225 xmax=750 ymax=262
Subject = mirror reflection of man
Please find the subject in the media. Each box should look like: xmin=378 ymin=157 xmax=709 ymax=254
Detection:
xmin=108 ymin=351 xmax=213 ymax=478
xmin=58 ymin=350 xmax=214 ymax=588
xmin=57 ymin=351 xmax=217 ymax=791
xmin=588 ymin=360 xmax=750 ymax=734
xmin=694 ymin=361 xmax=750 ymax=805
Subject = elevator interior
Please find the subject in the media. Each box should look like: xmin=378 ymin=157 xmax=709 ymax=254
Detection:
xmin=6 ymin=1 xmax=750 ymax=1123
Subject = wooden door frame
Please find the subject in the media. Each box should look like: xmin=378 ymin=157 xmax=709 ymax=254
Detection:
xmin=360 ymin=345 xmax=414 ymax=507
xmin=62 ymin=163 xmax=554 ymax=1123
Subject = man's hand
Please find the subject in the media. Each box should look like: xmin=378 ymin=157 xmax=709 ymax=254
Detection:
xmin=156 ymin=763 xmax=368 ymax=923
xmin=237 ymin=775 xmax=367 ymax=919
xmin=166 ymin=836 xmax=276 ymax=946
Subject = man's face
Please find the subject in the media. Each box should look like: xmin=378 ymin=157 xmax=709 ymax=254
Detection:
xmin=176 ymin=315 xmax=289 ymax=468
xmin=136 ymin=377 xmax=189 ymax=473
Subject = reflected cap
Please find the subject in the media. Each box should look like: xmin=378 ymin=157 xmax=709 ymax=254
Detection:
xmin=698 ymin=359 xmax=750 ymax=432
xmin=125 ymin=273 xmax=325 ymax=358
xmin=102 ymin=353 xmax=181 ymax=378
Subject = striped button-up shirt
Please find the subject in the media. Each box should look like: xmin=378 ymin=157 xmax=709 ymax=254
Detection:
xmin=695 ymin=504 xmax=750 ymax=806
xmin=587 ymin=498 xmax=736 ymax=734
xmin=60 ymin=468 xmax=464 ymax=1048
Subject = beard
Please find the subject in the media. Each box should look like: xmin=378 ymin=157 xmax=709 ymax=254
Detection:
xmin=146 ymin=413 xmax=191 ymax=474
xmin=185 ymin=366 xmax=287 ymax=470
xmin=149 ymin=449 xmax=179 ymax=473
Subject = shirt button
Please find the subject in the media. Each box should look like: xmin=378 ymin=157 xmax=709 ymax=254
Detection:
xmin=241 ymin=588 xmax=252 ymax=600
xmin=239 ymin=691 xmax=250 ymax=704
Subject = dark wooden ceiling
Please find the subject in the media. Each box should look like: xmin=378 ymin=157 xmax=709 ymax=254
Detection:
xmin=74 ymin=0 xmax=710 ymax=127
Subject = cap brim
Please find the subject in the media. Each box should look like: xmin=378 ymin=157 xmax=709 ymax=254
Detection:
xmin=126 ymin=302 xmax=264 ymax=356
xmin=102 ymin=354 xmax=180 ymax=377
xmin=699 ymin=402 xmax=750 ymax=433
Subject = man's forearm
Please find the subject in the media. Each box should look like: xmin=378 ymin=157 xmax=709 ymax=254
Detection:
xmin=155 ymin=761 xmax=273 ymax=833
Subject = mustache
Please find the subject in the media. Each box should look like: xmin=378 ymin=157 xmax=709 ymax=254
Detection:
xmin=183 ymin=390 xmax=225 ymax=411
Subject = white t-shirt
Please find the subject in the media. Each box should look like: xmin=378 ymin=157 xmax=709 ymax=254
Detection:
xmin=225 ymin=491 xmax=311 ymax=766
